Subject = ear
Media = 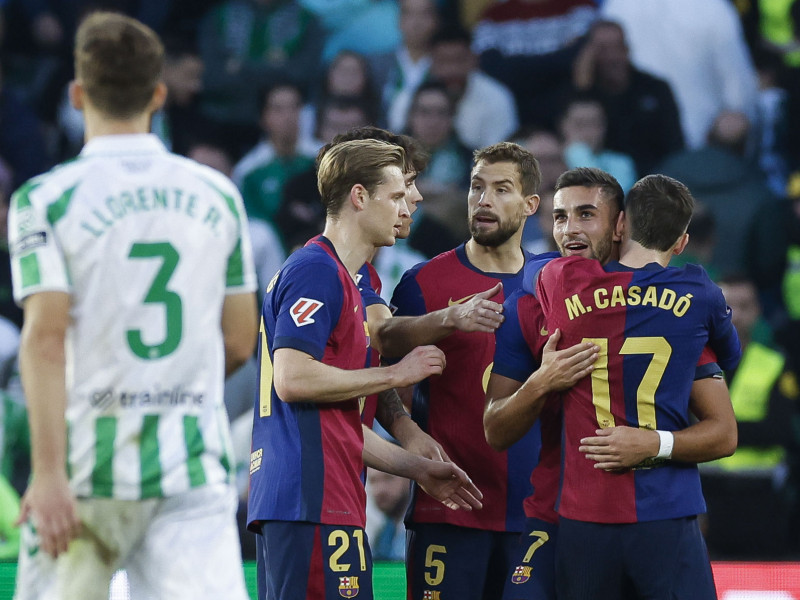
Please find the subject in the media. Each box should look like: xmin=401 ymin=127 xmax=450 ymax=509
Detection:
xmin=350 ymin=184 xmax=367 ymax=211
xmin=613 ymin=210 xmax=625 ymax=242
xmin=524 ymin=193 xmax=540 ymax=217
xmin=672 ymin=232 xmax=689 ymax=256
xmin=149 ymin=81 xmax=168 ymax=114
xmin=69 ymin=80 xmax=84 ymax=111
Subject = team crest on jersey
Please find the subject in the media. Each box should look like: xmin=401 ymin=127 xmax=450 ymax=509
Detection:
xmin=290 ymin=297 xmax=323 ymax=327
xmin=422 ymin=591 xmax=441 ymax=600
xmin=511 ymin=565 xmax=532 ymax=584
xmin=338 ymin=576 xmax=360 ymax=597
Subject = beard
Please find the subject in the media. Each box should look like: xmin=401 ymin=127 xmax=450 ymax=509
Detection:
xmin=469 ymin=211 xmax=525 ymax=247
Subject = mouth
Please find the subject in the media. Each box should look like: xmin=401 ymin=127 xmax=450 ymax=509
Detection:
xmin=562 ymin=240 xmax=590 ymax=255
xmin=472 ymin=212 xmax=498 ymax=226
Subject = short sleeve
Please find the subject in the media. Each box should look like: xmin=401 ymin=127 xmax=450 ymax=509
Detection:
xmin=389 ymin=267 xmax=426 ymax=317
xmin=492 ymin=290 xmax=539 ymax=382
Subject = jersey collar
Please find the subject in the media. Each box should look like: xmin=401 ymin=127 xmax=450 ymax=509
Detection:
xmin=80 ymin=133 xmax=168 ymax=157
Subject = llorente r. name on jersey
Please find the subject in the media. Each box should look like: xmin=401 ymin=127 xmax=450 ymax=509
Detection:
xmin=8 ymin=134 xmax=257 ymax=501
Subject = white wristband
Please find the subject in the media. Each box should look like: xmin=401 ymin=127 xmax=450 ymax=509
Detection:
xmin=656 ymin=430 xmax=674 ymax=459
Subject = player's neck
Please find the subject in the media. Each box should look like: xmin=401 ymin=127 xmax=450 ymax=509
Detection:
xmin=465 ymin=238 xmax=525 ymax=274
xmin=82 ymin=108 xmax=152 ymax=141
xmin=323 ymin=224 xmax=374 ymax=279
xmin=618 ymin=242 xmax=671 ymax=268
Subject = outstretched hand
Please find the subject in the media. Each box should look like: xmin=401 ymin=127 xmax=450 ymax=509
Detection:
xmin=446 ymin=282 xmax=505 ymax=333
xmin=416 ymin=459 xmax=483 ymax=511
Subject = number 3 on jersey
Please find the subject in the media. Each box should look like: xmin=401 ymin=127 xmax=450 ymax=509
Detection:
xmin=585 ymin=336 xmax=671 ymax=430
xmin=126 ymin=242 xmax=182 ymax=360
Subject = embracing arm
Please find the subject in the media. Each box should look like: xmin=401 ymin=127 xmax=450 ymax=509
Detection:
xmin=580 ymin=376 xmax=738 ymax=469
xmin=16 ymin=292 xmax=80 ymax=557
xmin=484 ymin=330 xmax=599 ymax=451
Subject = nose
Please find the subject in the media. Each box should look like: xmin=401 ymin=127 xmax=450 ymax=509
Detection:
xmin=477 ymin=190 xmax=491 ymax=207
xmin=398 ymin=197 xmax=410 ymax=219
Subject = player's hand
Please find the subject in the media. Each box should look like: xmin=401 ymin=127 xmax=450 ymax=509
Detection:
xmin=16 ymin=471 xmax=81 ymax=557
xmin=390 ymin=345 xmax=446 ymax=387
xmin=536 ymin=329 xmax=599 ymax=392
xmin=445 ymin=283 xmax=505 ymax=333
xmin=579 ymin=426 xmax=660 ymax=470
xmin=397 ymin=421 xmax=451 ymax=462
xmin=415 ymin=459 xmax=483 ymax=511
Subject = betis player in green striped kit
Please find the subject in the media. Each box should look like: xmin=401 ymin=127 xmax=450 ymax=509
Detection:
xmin=10 ymin=12 xmax=258 ymax=600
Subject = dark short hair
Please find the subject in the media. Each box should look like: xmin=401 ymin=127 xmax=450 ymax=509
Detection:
xmin=473 ymin=142 xmax=541 ymax=196
xmin=555 ymin=167 xmax=624 ymax=214
xmin=74 ymin=12 xmax=164 ymax=119
xmin=625 ymin=174 xmax=695 ymax=251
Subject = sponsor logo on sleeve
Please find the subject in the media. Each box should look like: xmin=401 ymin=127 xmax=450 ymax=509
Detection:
xmin=290 ymin=297 xmax=324 ymax=327
xmin=13 ymin=231 xmax=47 ymax=254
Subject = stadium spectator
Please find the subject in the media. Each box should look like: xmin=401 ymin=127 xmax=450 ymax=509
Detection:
xmin=658 ymin=109 xmax=777 ymax=278
xmin=472 ymin=0 xmax=597 ymax=129
xmin=405 ymin=81 xmax=472 ymax=251
xmin=232 ymin=80 xmax=319 ymax=226
xmin=557 ymin=92 xmax=637 ymax=193
xmin=365 ymin=467 xmax=411 ymax=562
xmin=571 ymin=19 xmax=684 ymax=175
xmin=701 ymin=275 xmax=798 ymax=559
xmin=196 ymin=0 xmax=324 ymax=151
xmin=601 ymin=0 xmax=759 ymax=149
xmin=428 ymin=25 xmax=519 ymax=151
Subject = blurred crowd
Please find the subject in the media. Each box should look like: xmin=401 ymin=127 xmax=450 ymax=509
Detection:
xmin=1 ymin=0 xmax=800 ymax=563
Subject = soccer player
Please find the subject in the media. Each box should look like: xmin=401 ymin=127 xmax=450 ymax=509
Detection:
xmin=390 ymin=142 xmax=541 ymax=600
xmin=484 ymin=167 xmax=738 ymax=600
xmin=10 ymin=12 xmax=258 ymax=600
xmin=247 ymin=138 xmax=483 ymax=600
xmin=324 ymin=127 xmax=505 ymax=458
xmin=536 ymin=174 xmax=740 ymax=599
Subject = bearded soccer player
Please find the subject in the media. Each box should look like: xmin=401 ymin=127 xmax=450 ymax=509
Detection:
xmin=391 ymin=142 xmax=542 ymax=600
xmin=485 ymin=168 xmax=738 ymax=600
xmin=535 ymin=174 xmax=740 ymax=599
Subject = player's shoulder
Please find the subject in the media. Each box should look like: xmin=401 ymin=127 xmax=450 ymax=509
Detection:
xmin=11 ymin=155 xmax=93 ymax=208
xmin=167 ymin=153 xmax=242 ymax=199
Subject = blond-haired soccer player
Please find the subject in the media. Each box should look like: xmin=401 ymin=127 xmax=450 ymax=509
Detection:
xmin=11 ymin=12 xmax=257 ymax=600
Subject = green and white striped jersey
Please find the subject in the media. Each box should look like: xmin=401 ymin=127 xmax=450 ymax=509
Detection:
xmin=9 ymin=134 xmax=257 ymax=500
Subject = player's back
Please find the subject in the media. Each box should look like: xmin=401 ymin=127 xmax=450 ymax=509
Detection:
xmin=536 ymin=256 xmax=739 ymax=523
xmin=9 ymin=134 xmax=255 ymax=499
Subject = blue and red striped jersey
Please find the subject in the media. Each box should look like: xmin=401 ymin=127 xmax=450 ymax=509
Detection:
xmin=247 ymin=237 xmax=370 ymax=529
xmin=390 ymin=244 xmax=538 ymax=532
xmin=357 ymin=260 xmax=385 ymax=429
xmin=536 ymin=256 xmax=741 ymax=523
xmin=492 ymin=288 xmax=559 ymax=524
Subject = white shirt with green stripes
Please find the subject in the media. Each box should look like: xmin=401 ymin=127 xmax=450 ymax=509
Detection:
xmin=9 ymin=134 xmax=257 ymax=501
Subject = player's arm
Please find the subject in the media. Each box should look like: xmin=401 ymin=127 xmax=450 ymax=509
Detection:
xmin=579 ymin=375 xmax=737 ymax=469
xmin=16 ymin=291 xmax=80 ymax=557
xmin=221 ymin=292 xmax=258 ymax=376
xmin=373 ymin=282 xmax=505 ymax=359
xmin=484 ymin=330 xmax=599 ymax=451
xmin=375 ymin=387 xmax=450 ymax=461
xmin=273 ymin=344 xmax=445 ymax=404
xmin=362 ymin=425 xmax=482 ymax=511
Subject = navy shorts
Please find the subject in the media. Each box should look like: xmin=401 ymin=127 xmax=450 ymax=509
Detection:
xmin=406 ymin=523 xmax=520 ymax=600
xmin=555 ymin=516 xmax=716 ymax=600
xmin=256 ymin=521 xmax=374 ymax=600
xmin=501 ymin=518 xmax=557 ymax=600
